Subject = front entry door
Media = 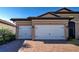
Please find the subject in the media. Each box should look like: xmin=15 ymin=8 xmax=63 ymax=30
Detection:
xmin=68 ymin=21 xmax=75 ymax=39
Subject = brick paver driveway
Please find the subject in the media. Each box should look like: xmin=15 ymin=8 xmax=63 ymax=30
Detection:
xmin=0 ymin=40 xmax=24 ymax=52
xmin=19 ymin=40 xmax=79 ymax=52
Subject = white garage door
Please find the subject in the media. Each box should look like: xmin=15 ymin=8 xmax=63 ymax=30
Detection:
xmin=35 ymin=25 xmax=65 ymax=40
xmin=18 ymin=26 xmax=32 ymax=39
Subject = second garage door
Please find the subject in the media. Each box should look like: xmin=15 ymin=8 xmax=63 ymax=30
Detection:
xmin=35 ymin=25 xmax=65 ymax=40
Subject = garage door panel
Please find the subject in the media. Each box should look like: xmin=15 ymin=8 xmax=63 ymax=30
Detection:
xmin=35 ymin=26 xmax=50 ymax=39
xmin=35 ymin=25 xmax=65 ymax=40
xmin=36 ymin=34 xmax=50 ymax=39
xmin=51 ymin=36 xmax=65 ymax=39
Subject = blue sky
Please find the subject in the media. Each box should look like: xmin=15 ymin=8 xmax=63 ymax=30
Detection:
xmin=0 ymin=7 xmax=79 ymax=22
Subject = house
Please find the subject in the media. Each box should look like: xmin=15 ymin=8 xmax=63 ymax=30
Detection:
xmin=0 ymin=19 xmax=16 ymax=34
xmin=10 ymin=8 xmax=79 ymax=40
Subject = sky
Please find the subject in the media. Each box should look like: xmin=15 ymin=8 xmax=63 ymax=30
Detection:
xmin=0 ymin=7 xmax=79 ymax=22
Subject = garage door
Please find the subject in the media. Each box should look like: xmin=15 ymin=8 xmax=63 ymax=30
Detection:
xmin=18 ymin=26 xmax=32 ymax=39
xmin=35 ymin=25 xmax=65 ymax=40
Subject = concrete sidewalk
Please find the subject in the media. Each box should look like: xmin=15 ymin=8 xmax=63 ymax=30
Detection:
xmin=0 ymin=40 xmax=24 ymax=52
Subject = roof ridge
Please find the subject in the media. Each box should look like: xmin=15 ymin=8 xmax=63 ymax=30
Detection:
xmin=56 ymin=7 xmax=73 ymax=12
xmin=38 ymin=12 xmax=61 ymax=17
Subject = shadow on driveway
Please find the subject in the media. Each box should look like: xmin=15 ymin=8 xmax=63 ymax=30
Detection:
xmin=0 ymin=40 xmax=25 ymax=52
xmin=36 ymin=40 xmax=69 ymax=44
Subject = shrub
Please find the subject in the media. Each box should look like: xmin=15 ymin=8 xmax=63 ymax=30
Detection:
xmin=0 ymin=28 xmax=15 ymax=45
xmin=68 ymin=36 xmax=75 ymax=41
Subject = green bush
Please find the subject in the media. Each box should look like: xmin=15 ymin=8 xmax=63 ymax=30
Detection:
xmin=0 ymin=28 xmax=15 ymax=45
xmin=68 ymin=36 xmax=75 ymax=41
xmin=69 ymin=39 xmax=79 ymax=46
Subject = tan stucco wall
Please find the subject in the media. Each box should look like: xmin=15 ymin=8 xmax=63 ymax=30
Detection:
xmin=0 ymin=22 xmax=16 ymax=34
xmin=57 ymin=14 xmax=79 ymax=39
xmin=75 ymin=21 xmax=79 ymax=39
xmin=32 ymin=19 xmax=68 ymax=25
xmin=16 ymin=21 xmax=32 ymax=26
